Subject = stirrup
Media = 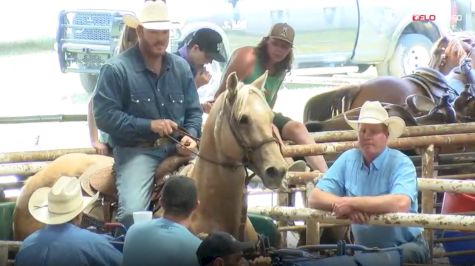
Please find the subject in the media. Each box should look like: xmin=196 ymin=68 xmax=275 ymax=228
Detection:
xmin=288 ymin=160 xmax=308 ymax=172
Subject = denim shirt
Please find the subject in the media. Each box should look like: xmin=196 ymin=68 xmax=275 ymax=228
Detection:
xmin=93 ymin=45 xmax=203 ymax=147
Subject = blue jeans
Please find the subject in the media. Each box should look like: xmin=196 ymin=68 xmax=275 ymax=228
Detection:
xmin=113 ymin=146 xmax=168 ymax=228
xmin=400 ymin=234 xmax=430 ymax=264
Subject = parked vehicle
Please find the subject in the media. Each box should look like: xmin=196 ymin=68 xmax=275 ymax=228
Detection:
xmin=56 ymin=0 xmax=464 ymax=93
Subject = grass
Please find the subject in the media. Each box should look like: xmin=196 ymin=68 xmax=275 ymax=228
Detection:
xmin=0 ymin=38 xmax=55 ymax=57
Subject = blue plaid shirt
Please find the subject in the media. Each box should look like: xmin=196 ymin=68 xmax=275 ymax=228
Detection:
xmin=93 ymin=45 xmax=203 ymax=148
xmin=316 ymin=147 xmax=422 ymax=248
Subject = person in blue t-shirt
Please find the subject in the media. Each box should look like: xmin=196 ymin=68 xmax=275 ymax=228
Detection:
xmin=122 ymin=175 xmax=202 ymax=266
xmin=15 ymin=176 xmax=122 ymax=266
xmin=308 ymin=101 xmax=429 ymax=264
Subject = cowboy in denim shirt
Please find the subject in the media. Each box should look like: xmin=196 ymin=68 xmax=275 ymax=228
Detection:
xmin=93 ymin=1 xmax=202 ymax=228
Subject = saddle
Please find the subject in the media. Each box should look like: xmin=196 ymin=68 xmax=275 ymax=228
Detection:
xmin=305 ymin=103 xmax=418 ymax=133
xmin=402 ymin=67 xmax=458 ymax=102
xmin=79 ymin=154 xmax=194 ymax=222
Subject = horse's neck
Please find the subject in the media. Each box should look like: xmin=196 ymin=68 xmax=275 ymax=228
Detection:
xmin=190 ymin=120 xmax=246 ymax=235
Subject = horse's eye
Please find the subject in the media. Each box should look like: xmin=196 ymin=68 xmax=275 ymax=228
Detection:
xmin=239 ymin=115 xmax=249 ymax=125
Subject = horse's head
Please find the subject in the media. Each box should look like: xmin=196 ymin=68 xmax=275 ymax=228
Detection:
xmin=210 ymin=72 xmax=287 ymax=189
xmin=430 ymin=32 xmax=475 ymax=75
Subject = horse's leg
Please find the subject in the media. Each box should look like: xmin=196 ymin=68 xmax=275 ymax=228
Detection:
xmin=13 ymin=153 xmax=113 ymax=240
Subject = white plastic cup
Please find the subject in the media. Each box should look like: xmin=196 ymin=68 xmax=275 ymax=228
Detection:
xmin=133 ymin=211 xmax=153 ymax=224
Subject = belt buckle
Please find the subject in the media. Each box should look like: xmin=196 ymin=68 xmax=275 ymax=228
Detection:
xmin=154 ymin=137 xmax=169 ymax=147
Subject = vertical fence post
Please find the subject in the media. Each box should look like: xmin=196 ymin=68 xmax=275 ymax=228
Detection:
xmin=0 ymin=245 xmax=7 ymax=266
xmin=421 ymin=144 xmax=435 ymax=263
xmin=277 ymin=190 xmax=289 ymax=247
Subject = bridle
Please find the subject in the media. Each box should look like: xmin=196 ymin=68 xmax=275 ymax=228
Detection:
xmin=165 ymin=96 xmax=280 ymax=242
xmin=165 ymin=97 xmax=280 ymax=170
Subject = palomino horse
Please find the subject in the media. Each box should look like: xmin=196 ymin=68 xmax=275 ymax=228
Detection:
xmin=13 ymin=72 xmax=288 ymax=243
xmin=303 ymin=32 xmax=475 ymax=124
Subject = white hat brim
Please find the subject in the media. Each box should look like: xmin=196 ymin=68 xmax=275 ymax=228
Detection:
xmin=344 ymin=113 xmax=406 ymax=140
xmin=28 ymin=187 xmax=99 ymax=225
xmin=123 ymin=14 xmax=176 ymax=30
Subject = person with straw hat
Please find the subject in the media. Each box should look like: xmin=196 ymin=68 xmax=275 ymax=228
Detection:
xmin=92 ymin=0 xmax=202 ymax=228
xmin=308 ymin=101 xmax=429 ymax=264
xmin=15 ymin=176 xmax=122 ymax=266
xmin=212 ymin=22 xmax=328 ymax=173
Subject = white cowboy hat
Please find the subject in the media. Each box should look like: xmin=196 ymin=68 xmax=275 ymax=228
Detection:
xmin=28 ymin=176 xmax=99 ymax=225
xmin=344 ymin=101 xmax=406 ymax=140
xmin=123 ymin=1 xmax=175 ymax=30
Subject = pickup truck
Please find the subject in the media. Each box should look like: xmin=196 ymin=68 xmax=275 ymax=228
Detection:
xmin=56 ymin=0 xmax=466 ymax=93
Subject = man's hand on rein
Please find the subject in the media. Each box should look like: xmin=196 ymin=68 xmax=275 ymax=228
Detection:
xmin=177 ymin=135 xmax=197 ymax=156
xmin=151 ymin=119 xmax=178 ymax=137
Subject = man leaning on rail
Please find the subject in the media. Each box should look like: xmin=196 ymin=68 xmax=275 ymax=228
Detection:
xmin=308 ymin=100 xmax=429 ymax=264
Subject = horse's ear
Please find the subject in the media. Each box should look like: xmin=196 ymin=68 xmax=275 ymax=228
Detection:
xmin=251 ymin=70 xmax=268 ymax=92
xmin=226 ymin=72 xmax=239 ymax=103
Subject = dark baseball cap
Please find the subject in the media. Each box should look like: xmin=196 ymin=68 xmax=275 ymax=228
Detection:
xmin=196 ymin=231 xmax=255 ymax=266
xmin=190 ymin=28 xmax=226 ymax=62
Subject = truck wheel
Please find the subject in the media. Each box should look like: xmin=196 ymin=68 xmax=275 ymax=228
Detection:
xmin=377 ymin=34 xmax=433 ymax=77
xmin=79 ymin=73 xmax=98 ymax=94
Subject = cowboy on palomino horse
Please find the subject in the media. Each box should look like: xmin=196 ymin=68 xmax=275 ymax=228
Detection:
xmin=13 ymin=1 xmax=288 ymax=244
xmin=14 ymin=70 xmax=288 ymax=246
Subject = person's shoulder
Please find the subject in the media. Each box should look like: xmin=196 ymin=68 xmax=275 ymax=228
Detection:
xmin=338 ymin=148 xmax=359 ymax=160
xmin=387 ymin=148 xmax=411 ymax=159
xmin=231 ymin=46 xmax=257 ymax=64
xmin=168 ymin=52 xmax=189 ymax=68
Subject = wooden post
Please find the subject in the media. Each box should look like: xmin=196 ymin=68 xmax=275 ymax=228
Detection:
xmin=305 ymin=218 xmax=318 ymax=245
xmin=282 ymin=133 xmax=475 ymax=157
xmin=0 ymin=148 xmax=95 ymax=163
xmin=0 ymin=161 xmax=49 ymax=176
xmin=421 ymin=144 xmax=435 ymax=263
xmin=277 ymin=185 xmax=290 ymax=248
xmin=310 ymin=122 xmax=475 ymax=143
xmin=0 ymin=245 xmax=7 ymax=266
xmin=248 ymin=206 xmax=475 ymax=231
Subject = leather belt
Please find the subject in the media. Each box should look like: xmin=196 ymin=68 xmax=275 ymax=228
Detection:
xmin=135 ymin=138 xmax=173 ymax=148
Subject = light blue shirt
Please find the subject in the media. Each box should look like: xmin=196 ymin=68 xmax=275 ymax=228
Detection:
xmin=15 ymin=223 xmax=122 ymax=266
xmin=122 ymin=217 xmax=202 ymax=266
xmin=316 ymin=147 xmax=422 ymax=248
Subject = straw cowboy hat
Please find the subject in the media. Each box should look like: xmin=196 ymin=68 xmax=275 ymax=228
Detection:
xmin=28 ymin=176 xmax=99 ymax=225
xmin=123 ymin=0 xmax=175 ymax=30
xmin=344 ymin=101 xmax=406 ymax=140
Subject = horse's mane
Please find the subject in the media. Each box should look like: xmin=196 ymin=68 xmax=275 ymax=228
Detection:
xmin=228 ymin=83 xmax=268 ymax=121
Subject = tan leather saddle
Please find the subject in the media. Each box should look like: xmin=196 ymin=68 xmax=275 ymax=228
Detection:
xmin=79 ymin=154 xmax=193 ymax=222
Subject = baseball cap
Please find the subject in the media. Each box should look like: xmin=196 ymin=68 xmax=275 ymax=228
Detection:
xmin=190 ymin=28 xmax=226 ymax=62
xmin=196 ymin=231 xmax=255 ymax=265
xmin=267 ymin=23 xmax=295 ymax=46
